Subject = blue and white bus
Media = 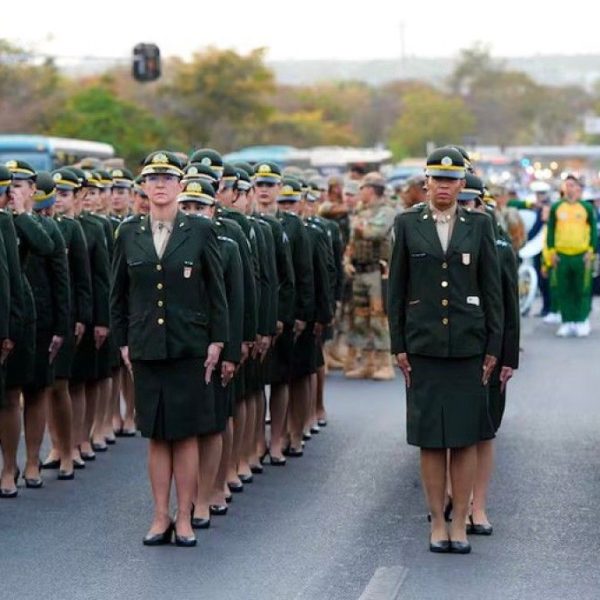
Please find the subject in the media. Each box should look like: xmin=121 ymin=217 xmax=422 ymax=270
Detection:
xmin=0 ymin=135 xmax=115 ymax=171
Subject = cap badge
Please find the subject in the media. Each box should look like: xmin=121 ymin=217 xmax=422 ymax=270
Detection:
xmin=282 ymin=185 xmax=293 ymax=194
xmin=152 ymin=153 xmax=168 ymax=164
xmin=201 ymin=157 xmax=212 ymax=166
xmin=53 ymin=173 xmax=62 ymax=182
xmin=187 ymin=182 xmax=202 ymax=192
xmin=188 ymin=166 xmax=198 ymax=176
xmin=258 ymin=164 xmax=271 ymax=174
xmin=441 ymin=156 xmax=453 ymax=167
xmin=5 ymin=160 xmax=17 ymax=169
xmin=113 ymin=170 xmax=123 ymax=177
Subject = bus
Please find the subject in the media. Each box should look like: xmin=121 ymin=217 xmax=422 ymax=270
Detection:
xmin=0 ymin=135 xmax=115 ymax=171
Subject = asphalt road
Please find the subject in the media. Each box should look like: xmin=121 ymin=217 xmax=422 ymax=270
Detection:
xmin=2 ymin=307 xmax=600 ymax=600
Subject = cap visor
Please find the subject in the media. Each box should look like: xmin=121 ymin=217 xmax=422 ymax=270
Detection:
xmin=426 ymin=168 xmax=465 ymax=179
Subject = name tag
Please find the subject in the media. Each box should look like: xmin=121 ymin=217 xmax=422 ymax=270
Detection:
xmin=467 ymin=296 xmax=480 ymax=306
xmin=411 ymin=252 xmax=426 ymax=258
xmin=462 ymin=253 xmax=471 ymax=266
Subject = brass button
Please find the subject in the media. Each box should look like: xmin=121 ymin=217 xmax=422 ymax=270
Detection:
xmin=157 ymin=318 xmax=164 ymax=325
xmin=157 ymin=300 xmax=164 ymax=307
xmin=442 ymin=299 xmax=449 ymax=307
xmin=157 ymin=283 xmax=163 ymax=290
xmin=441 ymin=281 xmax=448 ymax=288
xmin=156 ymin=264 xmax=162 ymax=271
xmin=442 ymin=262 xmax=448 ymax=269
xmin=442 ymin=318 xmax=449 ymax=325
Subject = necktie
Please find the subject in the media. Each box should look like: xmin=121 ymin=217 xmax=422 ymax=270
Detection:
xmin=154 ymin=222 xmax=169 ymax=259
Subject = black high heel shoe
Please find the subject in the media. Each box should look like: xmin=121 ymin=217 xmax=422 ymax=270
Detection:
xmin=209 ymin=504 xmax=228 ymax=516
xmin=466 ymin=514 xmax=493 ymax=536
xmin=227 ymin=481 xmax=244 ymax=493
xmin=0 ymin=468 xmax=20 ymax=498
xmin=429 ymin=537 xmax=450 ymax=553
xmin=41 ymin=459 xmax=60 ymax=470
xmin=250 ymin=463 xmax=264 ymax=474
xmin=143 ymin=522 xmax=174 ymax=546
xmin=238 ymin=473 xmax=253 ymax=484
xmin=449 ymin=540 xmax=471 ymax=554
xmin=57 ymin=470 xmax=75 ymax=481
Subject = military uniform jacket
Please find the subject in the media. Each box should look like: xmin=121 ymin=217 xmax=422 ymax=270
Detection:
xmin=308 ymin=216 xmax=338 ymax=313
xmin=0 ymin=224 xmax=9 ymax=340
xmin=0 ymin=211 xmax=24 ymax=341
xmin=78 ymin=213 xmax=111 ymax=328
xmin=388 ymin=205 xmax=503 ymax=358
xmin=255 ymin=217 xmax=279 ymax=335
xmin=216 ymin=216 xmax=257 ymax=342
xmin=55 ymin=216 xmax=93 ymax=326
xmin=496 ymin=228 xmax=520 ymax=369
xmin=279 ymin=211 xmax=315 ymax=323
xmin=214 ymin=224 xmax=244 ymax=364
xmin=24 ymin=215 xmax=70 ymax=336
xmin=323 ymin=217 xmax=344 ymax=303
xmin=111 ymin=211 xmax=229 ymax=361
xmin=305 ymin=221 xmax=333 ymax=325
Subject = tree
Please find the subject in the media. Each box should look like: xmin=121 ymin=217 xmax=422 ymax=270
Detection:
xmin=46 ymin=84 xmax=174 ymax=166
xmin=162 ymin=47 xmax=275 ymax=151
xmin=388 ymin=88 xmax=475 ymax=157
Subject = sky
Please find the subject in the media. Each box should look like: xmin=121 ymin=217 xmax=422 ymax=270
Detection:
xmin=2 ymin=0 xmax=600 ymax=62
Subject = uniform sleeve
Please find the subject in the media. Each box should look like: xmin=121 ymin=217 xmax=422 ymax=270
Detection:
xmin=110 ymin=225 xmax=129 ymax=348
xmin=91 ymin=223 xmax=111 ymax=328
xmin=292 ymin=220 xmax=315 ymax=322
xmin=260 ymin=222 xmax=279 ymax=335
xmin=201 ymin=224 xmax=229 ymax=345
xmin=45 ymin=219 xmax=71 ymax=337
xmin=1 ymin=216 xmax=24 ymax=342
xmin=0 ymin=226 xmax=10 ymax=340
xmin=546 ymin=203 xmax=558 ymax=250
xmin=71 ymin=221 xmax=93 ymax=325
xmin=234 ymin=229 xmax=257 ymax=342
xmin=272 ymin=222 xmax=295 ymax=325
xmin=500 ymin=247 xmax=520 ymax=369
xmin=221 ymin=243 xmax=244 ymax=364
xmin=478 ymin=217 xmax=504 ymax=358
xmin=253 ymin=223 xmax=272 ymax=336
xmin=14 ymin=213 xmax=54 ymax=255
xmin=388 ymin=216 xmax=409 ymax=354
xmin=362 ymin=206 xmax=394 ymax=240
xmin=313 ymin=229 xmax=333 ymax=325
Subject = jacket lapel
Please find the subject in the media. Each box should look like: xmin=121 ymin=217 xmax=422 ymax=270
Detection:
xmin=133 ymin=216 xmax=158 ymax=261
xmin=447 ymin=206 xmax=471 ymax=255
xmin=414 ymin=207 xmax=445 ymax=259
xmin=162 ymin=210 xmax=191 ymax=261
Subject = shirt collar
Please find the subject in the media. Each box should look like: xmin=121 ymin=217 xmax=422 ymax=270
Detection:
xmin=429 ymin=202 xmax=457 ymax=223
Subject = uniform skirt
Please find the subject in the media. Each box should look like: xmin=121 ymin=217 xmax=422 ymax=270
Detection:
xmin=244 ymin=357 xmax=261 ymax=395
xmin=54 ymin=325 xmax=75 ymax=380
xmin=132 ymin=357 xmax=218 ymax=441
xmin=23 ymin=329 xmax=55 ymax=393
xmin=406 ymin=354 xmax=494 ymax=449
xmin=70 ymin=329 xmax=97 ymax=383
xmin=5 ymin=319 xmax=35 ymax=391
xmin=488 ymin=365 xmax=506 ymax=433
xmin=213 ymin=367 xmax=233 ymax=432
xmin=291 ymin=324 xmax=317 ymax=381
xmin=95 ymin=338 xmax=112 ymax=380
xmin=270 ymin=324 xmax=294 ymax=385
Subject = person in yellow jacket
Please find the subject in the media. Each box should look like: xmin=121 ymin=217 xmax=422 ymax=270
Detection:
xmin=546 ymin=175 xmax=597 ymax=337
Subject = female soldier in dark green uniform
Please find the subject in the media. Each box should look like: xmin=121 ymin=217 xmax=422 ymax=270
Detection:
xmin=177 ymin=178 xmax=244 ymax=523
xmin=457 ymin=177 xmax=519 ymax=536
xmin=22 ymin=171 xmax=70 ymax=488
xmin=388 ymin=148 xmax=503 ymax=554
xmin=41 ymin=168 xmax=92 ymax=479
xmin=0 ymin=166 xmax=25 ymax=498
xmin=111 ymin=151 xmax=228 ymax=547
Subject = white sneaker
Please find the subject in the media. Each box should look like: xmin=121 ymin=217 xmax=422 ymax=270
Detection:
xmin=543 ymin=312 xmax=562 ymax=324
xmin=556 ymin=323 xmax=571 ymax=337
xmin=575 ymin=320 xmax=591 ymax=337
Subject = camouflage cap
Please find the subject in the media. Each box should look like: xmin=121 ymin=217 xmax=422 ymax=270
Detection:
xmin=360 ymin=171 xmax=386 ymax=190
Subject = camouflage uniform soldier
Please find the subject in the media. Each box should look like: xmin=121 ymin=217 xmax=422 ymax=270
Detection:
xmin=345 ymin=172 xmax=396 ymax=380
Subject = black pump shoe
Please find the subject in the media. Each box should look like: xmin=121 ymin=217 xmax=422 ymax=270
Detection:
xmin=429 ymin=538 xmax=450 ymax=553
xmin=250 ymin=463 xmax=264 ymax=474
xmin=191 ymin=516 xmax=211 ymax=529
xmin=269 ymin=455 xmax=286 ymax=466
xmin=227 ymin=481 xmax=244 ymax=493
xmin=41 ymin=459 xmax=60 ymax=470
xmin=209 ymin=504 xmax=228 ymax=516
xmin=239 ymin=473 xmax=253 ymax=484
xmin=143 ymin=523 xmax=174 ymax=546
xmin=449 ymin=540 xmax=471 ymax=554
xmin=57 ymin=470 xmax=75 ymax=481
xmin=174 ymin=531 xmax=197 ymax=547
xmin=467 ymin=515 xmax=493 ymax=536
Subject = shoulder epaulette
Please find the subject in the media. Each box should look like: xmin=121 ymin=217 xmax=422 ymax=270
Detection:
xmin=218 ymin=235 xmax=237 ymax=245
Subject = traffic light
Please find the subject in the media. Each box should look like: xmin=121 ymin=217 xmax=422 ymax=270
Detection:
xmin=132 ymin=43 xmax=161 ymax=82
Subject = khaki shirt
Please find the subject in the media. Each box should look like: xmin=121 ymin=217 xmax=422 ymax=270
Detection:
xmin=430 ymin=203 xmax=457 ymax=253
xmin=151 ymin=219 xmax=174 ymax=259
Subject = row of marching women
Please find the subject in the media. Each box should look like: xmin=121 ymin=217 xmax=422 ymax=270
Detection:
xmin=0 ymin=149 xmax=346 ymax=548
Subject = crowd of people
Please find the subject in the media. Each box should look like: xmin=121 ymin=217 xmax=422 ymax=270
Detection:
xmin=0 ymin=148 xmax=404 ymax=547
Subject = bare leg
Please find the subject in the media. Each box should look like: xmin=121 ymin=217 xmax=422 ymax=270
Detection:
xmin=420 ymin=448 xmax=448 ymax=542
xmin=195 ymin=433 xmax=222 ymax=520
xmin=91 ymin=377 xmax=110 ymax=446
xmin=81 ymin=380 xmax=99 ymax=454
xmin=69 ymin=381 xmax=85 ymax=460
xmin=121 ymin=367 xmax=136 ymax=432
xmin=104 ymin=369 xmax=120 ymax=440
xmin=269 ymin=383 xmax=289 ymax=459
xmin=305 ymin=372 xmax=317 ymax=432
xmin=226 ymin=400 xmax=245 ymax=486
xmin=449 ymin=445 xmax=478 ymax=543
xmin=254 ymin=388 xmax=267 ymax=463
xmin=472 ymin=439 xmax=494 ymax=525
xmin=238 ymin=398 xmax=255 ymax=477
xmin=172 ymin=437 xmax=199 ymax=538
xmin=0 ymin=389 xmax=22 ymax=490
xmin=48 ymin=379 xmax=74 ymax=472
xmin=23 ymin=388 xmax=49 ymax=480
xmin=147 ymin=439 xmax=173 ymax=535
xmin=289 ymin=376 xmax=310 ymax=449
xmin=211 ymin=420 xmax=233 ymax=506
xmin=316 ymin=365 xmax=326 ymax=421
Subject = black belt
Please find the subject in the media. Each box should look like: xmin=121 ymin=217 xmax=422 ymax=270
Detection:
xmin=352 ymin=263 xmax=380 ymax=273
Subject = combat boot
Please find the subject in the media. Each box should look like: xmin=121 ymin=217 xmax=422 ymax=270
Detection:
xmin=345 ymin=350 xmax=374 ymax=379
xmin=371 ymin=351 xmax=396 ymax=381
